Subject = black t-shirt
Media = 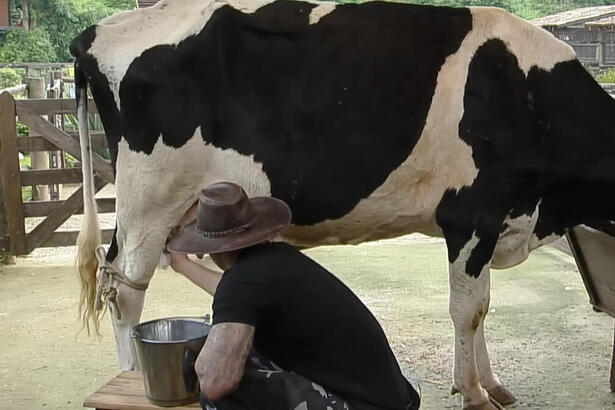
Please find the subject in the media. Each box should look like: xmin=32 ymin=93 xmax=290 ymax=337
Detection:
xmin=212 ymin=242 xmax=419 ymax=410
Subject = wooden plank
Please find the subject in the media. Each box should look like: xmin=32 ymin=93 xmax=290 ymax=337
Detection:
xmin=611 ymin=323 xmax=615 ymax=392
xmin=24 ymin=197 xmax=115 ymax=217
xmin=15 ymin=98 xmax=97 ymax=115
xmin=41 ymin=228 xmax=114 ymax=248
xmin=18 ymin=133 xmax=108 ymax=152
xmin=21 ymin=168 xmax=84 ymax=186
xmin=26 ymin=176 xmax=107 ymax=253
xmin=0 ymin=92 xmax=27 ymax=255
xmin=16 ymin=104 xmax=114 ymax=184
xmin=84 ymin=372 xmax=200 ymax=410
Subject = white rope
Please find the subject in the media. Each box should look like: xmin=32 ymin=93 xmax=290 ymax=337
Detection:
xmin=94 ymin=246 xmax=149 ymax=320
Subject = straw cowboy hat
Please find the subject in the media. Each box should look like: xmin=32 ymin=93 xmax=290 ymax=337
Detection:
xmin=167 ymin=182 xmax=292 ymax=254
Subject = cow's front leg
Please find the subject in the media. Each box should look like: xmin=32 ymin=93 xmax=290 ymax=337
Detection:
xmin=448 ymin=235 xmax=502 ymax=410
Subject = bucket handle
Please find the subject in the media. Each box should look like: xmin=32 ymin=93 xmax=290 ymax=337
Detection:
xmin=130 ymin=315 xmax=211 ymax=340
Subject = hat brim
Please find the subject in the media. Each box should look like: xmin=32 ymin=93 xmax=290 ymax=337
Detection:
xmin=166 ymin=197 xmax=292 ymax=254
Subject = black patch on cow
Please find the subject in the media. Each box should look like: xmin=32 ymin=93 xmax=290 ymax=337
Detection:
xmin=526 ymin=60 xmax=615 ymax=238
xmin=106 ymin=225 xmax=119 ymax=263
xmin=436 ymin=39 xmax=544 ymax=276
xmin=70 ymin=26 xmax=123 ymax=171
xmin=438 ymin=39 xmax=615 ymax=277
xmin=112 ymin=1 xmax=472 ymax=225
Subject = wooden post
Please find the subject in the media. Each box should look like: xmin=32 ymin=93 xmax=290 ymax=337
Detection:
xmin=0 ymin=92 xmax=26 ymax=256
xmin=21 ymin=0 xmax=29 ymax=31
xmin=26 ymin=77 xmax=50 ymax=201
xmin=0 ymin=112 xmax=15 ymax=264
xmin=47 ymin=72 xmax=62 ymax=201
xmin=611 ymin=322 xmax=615 ymax=392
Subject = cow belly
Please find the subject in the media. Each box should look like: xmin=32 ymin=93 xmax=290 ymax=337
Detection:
xmin=492 ymin=211 xmax=538 ymax=269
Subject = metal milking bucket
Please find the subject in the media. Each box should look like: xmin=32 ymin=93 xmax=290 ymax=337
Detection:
xmin=132 ymin=316 xmax=211 ymax=407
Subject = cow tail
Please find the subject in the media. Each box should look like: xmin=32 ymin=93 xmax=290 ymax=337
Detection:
xmin=74 ymin=61 xmax=102 ymax=335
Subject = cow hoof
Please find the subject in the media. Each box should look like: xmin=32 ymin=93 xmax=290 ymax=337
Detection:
xmin=487 ymin=385 xmax=516 ymax=405
xmin=464 ymin=397 xmax=504 ymax=410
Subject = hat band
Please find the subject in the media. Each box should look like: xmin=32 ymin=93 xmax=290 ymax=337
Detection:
xmin=196 ymin=224 xmax=250 ymax=238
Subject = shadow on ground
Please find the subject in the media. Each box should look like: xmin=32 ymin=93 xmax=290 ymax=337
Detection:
xmin=0 ymin=238 xmax=614 ymax=409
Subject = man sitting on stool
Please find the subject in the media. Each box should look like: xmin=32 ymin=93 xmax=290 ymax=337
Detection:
xmin=167 ymin=181 xmax=421 ymax=410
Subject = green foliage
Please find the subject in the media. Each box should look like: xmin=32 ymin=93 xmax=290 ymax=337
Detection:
xmin=16 ymin=122 xmax=29 ymax=136
xmin=599 ymin=69 xmax=615 ymax=83
xmin=0 ymin=27 xmax=57 ymax=62
xmin=31 ymin=0 xmax=118 ymax=61
xmin=0 ymin=67 xmax=23 ymax=89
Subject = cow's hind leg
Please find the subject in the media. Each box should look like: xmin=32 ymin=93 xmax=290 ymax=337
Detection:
xmin=474 ymin=292 xmax=516 ymax=405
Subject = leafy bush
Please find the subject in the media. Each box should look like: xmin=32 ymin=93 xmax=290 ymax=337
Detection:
xmin=599 ymin=69 xmax=615 ymax=84
xmin=0 ymin=67 xmax=23 ymax=89
xmin=16 ymin=122 xmax=29 ymax=136
xmin=33 ymin=0 xmax=118 ymax=61
xmin=0 ymin=28 xmax=57 ymax=62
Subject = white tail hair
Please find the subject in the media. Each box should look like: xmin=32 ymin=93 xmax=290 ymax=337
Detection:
xmin=74 ymin=65 xmax=102 ymax=334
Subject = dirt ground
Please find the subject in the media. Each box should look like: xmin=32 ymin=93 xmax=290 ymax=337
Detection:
xmin=1 ymin=235 xmax=614 ymax=410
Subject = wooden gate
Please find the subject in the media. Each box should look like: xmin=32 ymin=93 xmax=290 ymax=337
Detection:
xmin=0 ymin=91 xmax=115 ymax=256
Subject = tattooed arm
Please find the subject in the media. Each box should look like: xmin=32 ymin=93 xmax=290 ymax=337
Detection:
xmin=195 ymin=322 xmax=255 ymax=400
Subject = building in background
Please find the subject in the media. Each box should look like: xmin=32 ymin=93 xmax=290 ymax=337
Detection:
xmin=138 ymin=0 xmax=159 ymax=7
xmin=0 ymin=0 xmax=11 ymax=29
xmin=533 ymin=6 xmax=615 ymax=67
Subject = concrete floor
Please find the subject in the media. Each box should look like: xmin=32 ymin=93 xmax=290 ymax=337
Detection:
xmin=1 ymin=237 xmax=614 ymax=409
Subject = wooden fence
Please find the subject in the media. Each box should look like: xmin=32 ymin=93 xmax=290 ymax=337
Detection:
xmin=0 ymin=92 xmax=115 ymax=256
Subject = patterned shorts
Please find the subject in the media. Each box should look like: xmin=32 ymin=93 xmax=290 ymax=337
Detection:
xmin=200 ymin=352 xmax=351 ymax=410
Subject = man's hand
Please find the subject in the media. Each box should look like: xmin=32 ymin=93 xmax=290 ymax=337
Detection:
xmin=168 ymin=251 xmax=191 ymax=272
xmin=196 ymin=323 xmax=255 ymax=401
xmin=166 ymin=250 xmax=223 ymax=295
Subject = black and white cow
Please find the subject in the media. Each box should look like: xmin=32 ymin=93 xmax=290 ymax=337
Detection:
xmin=70 ymin=0 xmax=615 ymax=408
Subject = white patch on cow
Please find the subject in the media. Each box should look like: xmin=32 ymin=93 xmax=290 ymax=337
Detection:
xmin=492 ymin=206 xmax=539 ymax=269
xmin=312 ymin=382 xmax=328 ymax=398
xmin=111 ymin=130 xmax=270 ymax=370
xmin=469 ymin=7 xmax=576 ymax=74
xmin=158 ymin=251 xmax=170 ymax=269
xmin=309 ymin=2 xmax=336 ymax=25
xmin=114 ymin=131 xmax=272 ymax=270
xmin=89 ymin=0 xmax=276 ymax=109
xmin=529 ymin=232 xmax=561 ymax=250
xmin=294 ymin=403 xmax=308 ymax=410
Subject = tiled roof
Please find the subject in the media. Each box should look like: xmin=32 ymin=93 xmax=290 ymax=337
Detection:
xmin=532 ymin=5 xmax=615 ymax=28
xmin=138 ymin=0 xmax=160 ymax=7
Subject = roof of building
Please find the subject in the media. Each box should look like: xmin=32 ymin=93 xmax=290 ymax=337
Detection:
xmin=138 ymin=0 xmax=159 ymax=7
xmin=532 ymin=5 xmax=615 ymax=28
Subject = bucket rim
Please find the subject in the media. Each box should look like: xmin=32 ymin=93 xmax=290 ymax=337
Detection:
xmin=131 ymin=315 xmax=210 ymax=345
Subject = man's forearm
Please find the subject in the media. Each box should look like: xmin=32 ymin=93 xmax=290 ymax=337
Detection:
xmin=172 ymin=257 xmax=222 ymax=295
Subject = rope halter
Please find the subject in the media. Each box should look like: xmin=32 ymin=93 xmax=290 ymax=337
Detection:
xmin=94 ymin=246 xmax=149 ymax=320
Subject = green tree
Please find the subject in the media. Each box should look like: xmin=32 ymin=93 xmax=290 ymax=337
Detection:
xmin=31 ymin=0 xmax=116 ymax=61
xmin=0 ymin=27 xmax=57 ymax=62
xmin=0 ymin=67 xmax=23 ymax=89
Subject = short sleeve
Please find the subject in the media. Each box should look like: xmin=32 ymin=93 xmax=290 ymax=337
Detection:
xmin=212 ymin=267 xmax=271 ymax=326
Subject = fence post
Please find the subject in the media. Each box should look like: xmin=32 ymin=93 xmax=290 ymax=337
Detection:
xmin=47 ymin=71 xmax=63 ymax=201
xmin=0 ymin=92 xmax=26 ymax=256
xmin=0 ymin=135 xmax=15 ymax=264
xmin=26 ymin=77 xmax=50 ymax=201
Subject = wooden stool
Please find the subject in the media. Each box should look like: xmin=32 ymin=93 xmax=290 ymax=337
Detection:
xmin=84 ymin=371 xmax=201 ymax=410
